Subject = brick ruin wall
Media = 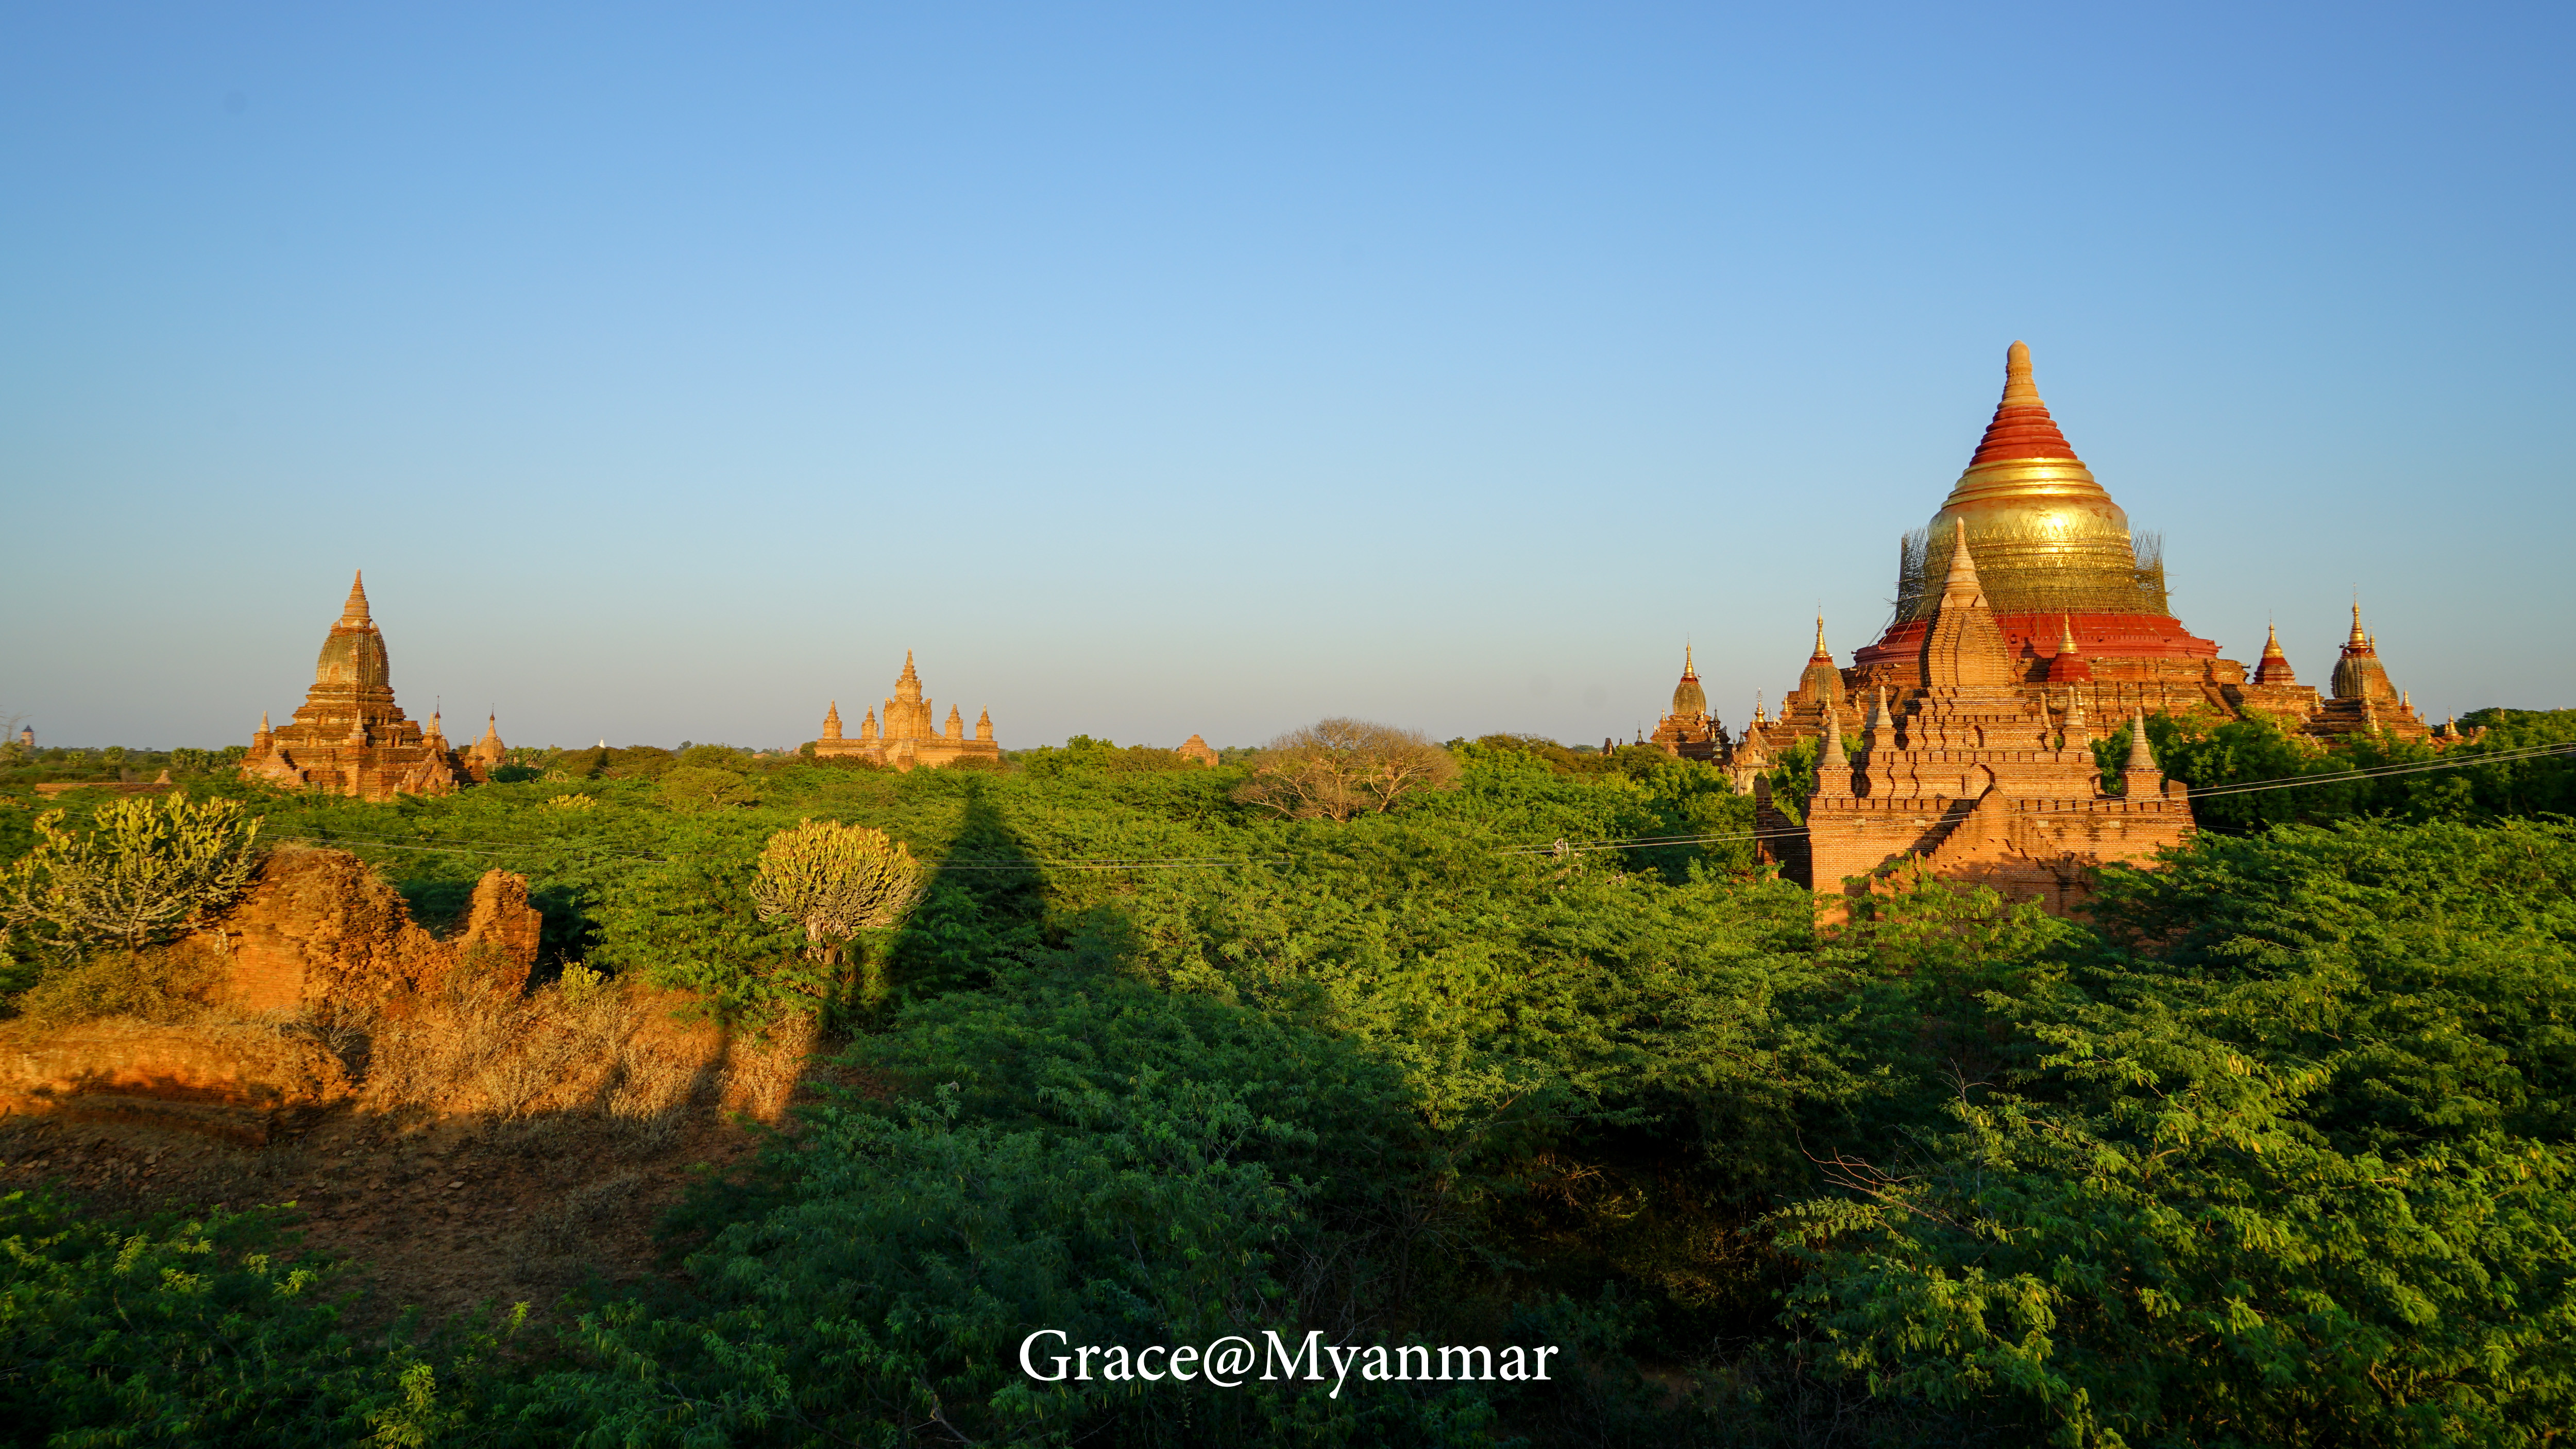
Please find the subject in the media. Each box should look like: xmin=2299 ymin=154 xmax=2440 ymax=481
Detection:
xmin=0 ymin=846 xmax=545 ymax=1142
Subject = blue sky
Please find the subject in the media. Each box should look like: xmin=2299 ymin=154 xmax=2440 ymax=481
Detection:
xmin=5 ymin=3 xmax=2569 ymax=751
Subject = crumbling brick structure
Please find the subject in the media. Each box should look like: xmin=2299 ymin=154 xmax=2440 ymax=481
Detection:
xmin=0 ymin=846 xmax=545 ymax=1140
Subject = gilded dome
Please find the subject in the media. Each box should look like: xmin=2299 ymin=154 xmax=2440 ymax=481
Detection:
xmin=2330 ymin=603 xmax=2395 ymax=702
xmin=1670 ymin=645 xmax=1707 ymax=717
xmin=313 ymin=571 xmax=391 ymax=689
xmin=1899 ymin=343 xmax=2167 ymax=622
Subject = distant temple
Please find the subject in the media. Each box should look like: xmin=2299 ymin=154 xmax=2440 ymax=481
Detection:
xmin=812 ymin=652 xmax=999 ymax=771
xmin=1647 ymin=646 xmax=1728 ymax=762
xmin=241 ymin=573 xmax=504 ymax=800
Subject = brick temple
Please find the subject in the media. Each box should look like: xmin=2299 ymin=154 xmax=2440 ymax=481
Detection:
xmin=1648 ymin=645 xmax=1728 ymax=761
xmin=1710 ymin=341 xmax=2482 ymax=910
xmin=1756 ymin=523 xmax=2194 ymax=913
xmin=240 ymin=573 xmax=506 ymax=801
xmin=1723 ymin=342 xmax=2467 ymax=789
xmin=811 ymin=652 xmax=1000 ymax=771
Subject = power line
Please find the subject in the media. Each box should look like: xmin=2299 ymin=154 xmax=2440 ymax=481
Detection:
xmin=2179 ymin=740 xmax=2576 ymax=798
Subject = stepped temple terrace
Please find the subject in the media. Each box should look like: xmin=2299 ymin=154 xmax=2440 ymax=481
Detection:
xmin=241 ymin=572 xmax=506 ymax=801
xmin=1707 ymin=341 xmax=2474 ymax=909
xmin=811 ymin=652 xmax=1001 ymax=771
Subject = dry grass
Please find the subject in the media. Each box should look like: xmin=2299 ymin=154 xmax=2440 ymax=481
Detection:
xmin=2 ymin=952 xmax=831 ymax=1329
xmin=14 ymin=939 xmax=229 ymax=1026
xmin=333 ymin=961 xmax=815 ymax=1129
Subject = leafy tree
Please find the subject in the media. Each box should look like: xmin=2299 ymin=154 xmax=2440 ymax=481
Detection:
xmin=602 ymin=744 xmax=680 ymax=779
xmin=657 ymin=764 xmax=758 ymax=812
xmin=1019 ymin=736 xmax=1209 ymax=775
xmin=2091 ymin=711 xmax=2362 ymax=832
xmin=1779 ymin=821 xmax=2576 ymax=1447
xmin=510 ymin=976 xmax=1490 ymax=1448
xmin=1762 ymin=735 xmax=1820 ymax=823
xmin=1780 ymin=1052 xmax=2576 ymax=1447
xmin=678 ymin=744 xmax=756 ymax=770
xmin=2450 ymin=707 xmax=2576 ymax=818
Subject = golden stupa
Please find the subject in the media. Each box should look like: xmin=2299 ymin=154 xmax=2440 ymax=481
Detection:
xmin=1894 ymin=340 xmax=2168 ymax=623
xmin=1730 ymin=338 xmax=2448 ymax=795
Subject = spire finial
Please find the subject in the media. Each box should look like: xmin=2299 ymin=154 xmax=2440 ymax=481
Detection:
xmin=1820 ymin=709 xmax=1848 ymax=768
xmin=1684 ymin=641 xmax=1695 ymax=675
xmin=259 ymin=709 xmax=270 ymax=732
xmin=341 ymin=570 xmax=371 ymax=624
xmin=2002 ymin=340 xmax=2041 ymax=407
xmin=2124 ymin=709 xmax=2157 ymax=773
xmin=1812 ymin=615 xmax=1828 ymax=659
xmin=2059 ymin=613 xmax=2078 ymax=655
xmin=2349 ymin=595 xmax=2367 ymax=646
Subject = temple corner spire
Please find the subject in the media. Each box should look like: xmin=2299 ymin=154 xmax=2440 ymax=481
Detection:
xmin=2123 ymin=709 xmax=2160 ymax=780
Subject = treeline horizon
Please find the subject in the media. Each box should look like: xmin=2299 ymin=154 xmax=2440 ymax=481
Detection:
xmin=3 ymin=705 xmax=2575 ymax=1445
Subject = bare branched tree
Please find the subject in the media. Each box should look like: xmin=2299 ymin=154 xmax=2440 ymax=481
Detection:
xmin=1233 ymin=717 xmax=1462 ymax=822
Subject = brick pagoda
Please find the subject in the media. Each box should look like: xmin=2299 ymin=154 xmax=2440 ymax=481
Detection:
xmin=241 ymin=573 xmax=500 ymax=801
xmin=1648 ymin=645 xmax=1728 ymax=761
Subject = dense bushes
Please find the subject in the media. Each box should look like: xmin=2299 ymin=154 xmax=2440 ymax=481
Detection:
xmin=0 ymin=1192 xmax=513 ymax=1448
xmin=508 ymin=977 xmax=1496 ymax=1446
xmin=2105 ymin=706 xmax=2576 ymax=834
xmin=7 ymin=727 xmax=2575 ymax=1444
xmin=1781 ymin=821 xmax=2576 ymax=1446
